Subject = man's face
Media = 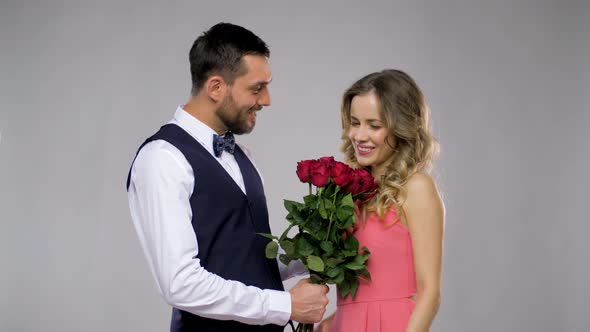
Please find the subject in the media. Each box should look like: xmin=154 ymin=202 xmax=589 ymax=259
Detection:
xmin=216 ymin=55 xmax=272 ymax=135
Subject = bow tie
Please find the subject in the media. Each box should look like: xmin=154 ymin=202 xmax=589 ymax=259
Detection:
xmin=213 ymin=132 xmax=235 ymax=157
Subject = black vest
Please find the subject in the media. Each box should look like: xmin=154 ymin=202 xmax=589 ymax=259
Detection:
xmin=127 ymin=124 xmax=285 ymax=332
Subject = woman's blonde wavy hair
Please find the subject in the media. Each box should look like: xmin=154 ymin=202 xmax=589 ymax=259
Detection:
xmin=341 ymin=69 xmax=439 ymax=220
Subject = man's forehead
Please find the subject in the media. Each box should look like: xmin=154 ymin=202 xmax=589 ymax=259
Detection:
xmin=240 ymin=55 xmax=272 ymax=82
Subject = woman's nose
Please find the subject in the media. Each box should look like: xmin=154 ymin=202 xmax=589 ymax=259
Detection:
xmin=353 ymin=126 xmax=369 ymax=142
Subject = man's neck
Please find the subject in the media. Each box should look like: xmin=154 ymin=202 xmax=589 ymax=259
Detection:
xmin=183 ymin=96 xmax=226 ymax=135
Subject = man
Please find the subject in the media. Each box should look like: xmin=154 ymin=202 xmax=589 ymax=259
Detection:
xmin=126 ymin=23 xmax=328 ymax=331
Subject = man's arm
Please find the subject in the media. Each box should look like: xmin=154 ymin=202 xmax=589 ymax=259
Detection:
xmin=128 ymin=140 xmax=291 ymax=325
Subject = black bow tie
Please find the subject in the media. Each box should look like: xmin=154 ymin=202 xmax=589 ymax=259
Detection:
xmin=213 ymin=132 xmax=235 ymax=157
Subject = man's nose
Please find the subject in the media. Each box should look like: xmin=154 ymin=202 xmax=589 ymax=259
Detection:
xmin=257 ymin=88 xmax=271 ymax=107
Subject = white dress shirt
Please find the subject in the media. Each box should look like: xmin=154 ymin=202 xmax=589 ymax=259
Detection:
xmin=127 ymin=106 xmax=305 ymax=326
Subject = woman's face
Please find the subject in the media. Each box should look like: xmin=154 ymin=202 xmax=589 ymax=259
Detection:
xmin=348 ymin=92 xmax=395 ymax=174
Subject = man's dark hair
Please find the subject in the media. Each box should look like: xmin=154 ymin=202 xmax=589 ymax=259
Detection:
xmin=189 ymin=22 xmax=270 ymax=95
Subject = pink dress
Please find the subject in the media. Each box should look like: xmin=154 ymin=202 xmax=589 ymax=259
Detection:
xmin=332 ymin=208 xmax=417 ymax=332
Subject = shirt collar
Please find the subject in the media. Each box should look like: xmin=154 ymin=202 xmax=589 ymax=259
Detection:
xmin=172 ymin=105 xmax=218 ymax=153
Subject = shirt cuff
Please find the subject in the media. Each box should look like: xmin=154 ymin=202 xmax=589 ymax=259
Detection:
xmin=265 ymin=289 xmax=292 ymax=326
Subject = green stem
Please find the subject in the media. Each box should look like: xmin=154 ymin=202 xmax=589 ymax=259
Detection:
xmin=325 ymin=189 xmax=338 ymax=241
xmin=318 ymin=187 xmax=324 ymax=216
xmin=295 ymin=323 xmax=314 ymax=332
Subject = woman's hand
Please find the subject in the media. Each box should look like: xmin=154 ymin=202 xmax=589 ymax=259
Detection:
xmin=340 ymin=226 xmax=355 ymax=240
xmin=315 ymin=313 xmax=335 ymax=332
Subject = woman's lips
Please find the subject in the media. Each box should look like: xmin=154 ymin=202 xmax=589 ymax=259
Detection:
xmin=356 ymin=144 xmax=374 ymax=156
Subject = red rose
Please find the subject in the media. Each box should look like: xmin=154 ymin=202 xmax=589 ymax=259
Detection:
xmin=318 ymin=156 xmax=336 ymax=170
xmin=342 ymin=169 xmax=364 ymax=194
xmin=357 ymin=169 xmax=378 ymax=193
xmin=310 ymin=160 xmax=330 ymax=187
xmin=331 ymin=162 xmax=353 ymax=188
xmin=296 ymin=160 xmax=314 ymax=183
xmin=342 ymin=168 xmax=378 ymax=195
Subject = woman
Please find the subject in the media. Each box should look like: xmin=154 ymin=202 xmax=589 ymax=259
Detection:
xmin=319 ymin=69 xmax=444 ymax=332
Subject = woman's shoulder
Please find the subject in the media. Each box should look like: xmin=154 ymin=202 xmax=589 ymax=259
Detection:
xmin=405 ymin=172 xmax=438 ymax=195
xmin=404 ymin=173 xmax=444 ymax=214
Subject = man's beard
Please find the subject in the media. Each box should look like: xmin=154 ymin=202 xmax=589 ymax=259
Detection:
xmin=215 ymin=93 xmax=257 ymax=135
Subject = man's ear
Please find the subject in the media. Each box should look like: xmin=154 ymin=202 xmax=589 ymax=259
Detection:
xmin=205 ymin=75 xmax=226 ymax=103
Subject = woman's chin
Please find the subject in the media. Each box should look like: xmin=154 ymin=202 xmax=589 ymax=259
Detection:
xmin=356 ymin=157 xmax=372 ymax=168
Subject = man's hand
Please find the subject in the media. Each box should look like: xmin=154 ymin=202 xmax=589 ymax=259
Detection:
xmin=289 ymin=278 xmax=329 ymax=323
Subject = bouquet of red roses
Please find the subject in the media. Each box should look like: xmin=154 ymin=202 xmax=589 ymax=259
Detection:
xmin=262 ymin=157 xmax=378 ymax=331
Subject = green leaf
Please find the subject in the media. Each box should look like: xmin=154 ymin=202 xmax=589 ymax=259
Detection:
xmin=323 ymin=198 xmax=334 ymax=210
xmin=285 ymin=213 xmax=294 ymax=223
xmin=343 ymin=250 xmax=357 ymax=257
xmin=336 ymin=205 xmax=354 ymax=222
xmin=329 ymin=271 xmax=345 ymax=284
xmin=344 ymin=235 xmax=359 ymax=252
xmin=307 ymin=255 xmax=325 ymax=272
xmin=361 ymin=269 xmax=372 ymax=282
xmin=319 ymin=203 xmax=328 ymax=219
xmin=257 ymin=233 xmax=278 ymax=241
xmin=309 ymin=273 xmax=324 ymax=284
xmin=279 ymin=223 xmax=295 ymax=241
xmin=290 ymin=207 xmax=305 ymax=223
xmin=341 ymin=215 xmax=355 ymax=229
xmin=350 ymin=280 xmax=359 ymax=299
xmin=265 ymin=241 xmax=278 ymax=259
xmin=284 ymin=199 xmax=299 ymax=213
xmin=354 ymin=253 xmax=370 ymax=264
xmin=323 ymin=183 xmax=335 ymax=197
xmin=314 ymin=229 xmax=328 ymax=242
xmin=344 ymin=261 xmax=365 ymax=270
xmin=279 ymin=254 xmax=293 ymax=266
xmin=339 ymin=281 xmax=350 ymax=298
xmin=326 ymin=266 xmax=342 ymax=278
xmin=320 ymin=241 xmax=334 ymax=254
xmin=295 ymin=236 xmax=314 ymax=256
xmin=325 ymin=257 xmax=345 ymax=267
xmin=303 ymin=194 xmax=317 ymax=206
xmin=280 ymin=239 xmax=295 ymax=255
xmin=341 ymin=193 xmax=354 ymax=208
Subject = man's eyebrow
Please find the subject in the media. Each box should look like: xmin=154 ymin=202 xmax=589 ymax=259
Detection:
xmin=251 ymin=78 xmax=272 ymax=86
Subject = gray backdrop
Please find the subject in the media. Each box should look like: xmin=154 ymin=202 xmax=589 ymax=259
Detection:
xmin=1 ymin=0 xmax=588 ymax=331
